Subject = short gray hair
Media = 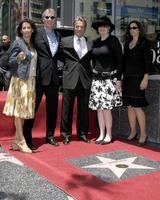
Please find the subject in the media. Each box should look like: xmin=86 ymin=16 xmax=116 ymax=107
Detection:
xmin=42 ymin=8 xmax=56 ymax=18
xmin=73 ymin=16 xmax=87 ymax=28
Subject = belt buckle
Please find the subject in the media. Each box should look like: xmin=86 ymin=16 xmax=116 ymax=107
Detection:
xmin=93 ymin=69 xmax=98 ymax=75
xmin=102 ymin=72 xmax=109 ymax=77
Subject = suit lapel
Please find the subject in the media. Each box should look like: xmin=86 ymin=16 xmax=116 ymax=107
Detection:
xmin=66 ymin=36 xmax=74 ymax=49
xmin=39 ymin=27 xmax=50 ymax=49
xmin=55 ymin=31 xmax=60 ymax=44
xmin=64 ymin=36 xmax=91 ymax=60
xmin=39 ymin=27 xmax=61 ymax=55
xmin=72 ymin=36 xmax=80 ymax=59
xmin=67 ymin=36 xmax=79 ymax=59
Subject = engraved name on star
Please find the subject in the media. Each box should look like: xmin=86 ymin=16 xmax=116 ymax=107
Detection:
xmin=82 ymin=156 xmax=155 ymax=178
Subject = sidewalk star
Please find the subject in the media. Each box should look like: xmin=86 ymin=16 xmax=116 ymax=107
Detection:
xmin=0 ymin=153 xmax=23 ymax=166
xmin=82 ymin=156 xmax=155 ymax=178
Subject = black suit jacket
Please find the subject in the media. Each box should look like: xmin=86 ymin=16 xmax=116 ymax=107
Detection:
xmin=62 ymin=36 xmax=92 ymax=89
xmin=34 ymin=26 xmax=62 ymax=86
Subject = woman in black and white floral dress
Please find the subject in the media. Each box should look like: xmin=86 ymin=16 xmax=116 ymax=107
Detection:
xmin=89 ymin=16 xmax=122 ymax=144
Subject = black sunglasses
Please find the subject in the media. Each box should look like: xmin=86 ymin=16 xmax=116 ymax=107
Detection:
xmin=129 ymin=26 xmax=138 ymax=30
xmin=45 ymin=16 xmax=55 ymax=20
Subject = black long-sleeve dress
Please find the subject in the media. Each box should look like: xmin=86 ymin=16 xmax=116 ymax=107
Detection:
xmin=122 ymin=37 xmax=152 ymax=107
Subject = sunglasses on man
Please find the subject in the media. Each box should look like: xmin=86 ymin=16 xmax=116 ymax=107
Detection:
xmin=45 ymin=16 xmax=55 ymax=20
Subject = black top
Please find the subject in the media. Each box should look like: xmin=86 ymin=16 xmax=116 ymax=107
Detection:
xmin=0 ymin=45 xmax=10 ymax=70
xmin=0 ymin=45 xmax=10 ymax=58
xmin=122 ymin=38 xmax=152 ymax=77
xmin=92 ymin=35 xmax=123 ymax=80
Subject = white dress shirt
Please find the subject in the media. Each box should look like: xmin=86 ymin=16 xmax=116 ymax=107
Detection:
xmin=74 ymin=35 xmax=88 ymax=58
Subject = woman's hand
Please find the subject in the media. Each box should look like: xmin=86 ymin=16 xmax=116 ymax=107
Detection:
xmin=116 ymin=80 xmax=121 ymax=91
xmin=140 ymin=74 xmax=149 ymax=90
xmin=17 ymin=51 xmax=26 ymax=64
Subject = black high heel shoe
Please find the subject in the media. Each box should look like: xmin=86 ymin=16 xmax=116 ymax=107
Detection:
xmin=138 ymin=136 xmax=148 ymax=146
xmin=101 ymin=139 xmax=113 ymax=145
xmin=95 ymin=136 xmax=105 ymax=144
xmin=128 ymin=133 xmax=138 ymax=141
xmin=95 ymin=140 xmax=103 ymax=144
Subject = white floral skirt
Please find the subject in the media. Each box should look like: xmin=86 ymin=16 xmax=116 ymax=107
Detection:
xmin=3 ymin=76 xmax=36 ymax=119
xmin=89 ymin=78 xmax=122 ymax=110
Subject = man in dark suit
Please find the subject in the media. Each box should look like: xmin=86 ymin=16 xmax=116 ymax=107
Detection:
xmin=23 ymin=8 xmax=62 ymax=148
xmin=61 ymin=16 xmax=92 ymax=144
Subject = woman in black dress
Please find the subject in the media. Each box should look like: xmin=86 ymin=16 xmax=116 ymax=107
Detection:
xmin=122 ymin=20 xmax=152 ymax=145
xmin=89 ymin=16 xmax=122 ymax=144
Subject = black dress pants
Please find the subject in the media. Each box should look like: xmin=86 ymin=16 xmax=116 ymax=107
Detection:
xmin=61 ymin=79 xmax=90 ymax=138
xmin=23 ymin=81 xmax=59 ymax=145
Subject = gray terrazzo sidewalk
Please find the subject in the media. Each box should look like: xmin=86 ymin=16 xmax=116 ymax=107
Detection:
xmin=0 ymin=146 xmax=74 ymax=200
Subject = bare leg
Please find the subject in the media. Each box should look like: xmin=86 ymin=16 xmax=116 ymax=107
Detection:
xmin=127 ymin=106 xmax=137 ymax=140
xmin=12 ymin=118 xmax=24 ymax=150
xmin=103 ymin=109 xmax=112 ymax=142
xmin=13 ymin=117 xmax=32 ymax=153
xmin=13 ymin=131 xmax=19 ymax=142
xmin=134 ymin=107 xmax=147 ymax=143
xmin=14 ymin=117 xmax=24 ymax=141
xmin=11 ymin=129 xmax=20 ymax=150
xmin=96 ymin=109 xmax=105 ymax=141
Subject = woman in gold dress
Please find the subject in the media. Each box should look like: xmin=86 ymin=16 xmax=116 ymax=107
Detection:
xmin=3 ymin=18 xmax=37 ymax=153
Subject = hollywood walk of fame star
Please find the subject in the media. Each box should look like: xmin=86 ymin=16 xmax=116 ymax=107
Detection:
xmin=82 ymin=156 xmax=155 ymax=178
xmin=0 ymin=153 xmax=23 ymax=166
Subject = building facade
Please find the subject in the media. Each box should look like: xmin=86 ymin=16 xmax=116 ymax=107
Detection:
xmin=0 ymin=0 xmax=160 ymax=42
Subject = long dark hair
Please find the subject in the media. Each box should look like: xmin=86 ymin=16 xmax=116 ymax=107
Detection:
xmin=17 ymin=18 xmax=37 ymax=42
xmin=123 ymin=20 xmax=145 ymax=44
